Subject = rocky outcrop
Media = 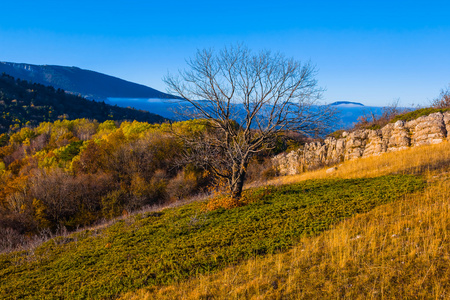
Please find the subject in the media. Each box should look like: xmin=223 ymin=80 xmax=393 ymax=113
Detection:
xmin=273 ymin=112 xmax=450 ymax=176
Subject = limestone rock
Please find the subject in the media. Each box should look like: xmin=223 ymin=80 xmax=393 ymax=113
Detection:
xmin=363 ymin=130 xmax=385 ymax=156
xmin=326 ymin=167 xmax=337 ymax=174
xmin=411 ymin=112 xmax=446 ymax=146
xmin=444 ymin=112 xmax=450 ymax=135
xmin=272 ymin=149 xmax=301 ymax=176
xmin=344 ymin=130 xmax=368 ymax=160
xmin=272 ymin=111 xmax=449 ymax=175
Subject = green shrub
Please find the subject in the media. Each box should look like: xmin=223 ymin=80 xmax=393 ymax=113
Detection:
xmin=0 ymin=133 xmax=8 ymax=147
xmin=390 ymin=107 xmax=450 ymax=123
xmin=101 ymin=190 xmax=127 ymax=219
xmin=328 ymin=129 xmax=345 ymax=139
xmin=58 ymin=141 xmax=84 ymax=162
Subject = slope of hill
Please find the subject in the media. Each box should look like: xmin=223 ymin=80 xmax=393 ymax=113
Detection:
xmin=1 ymin=123 xmax=449 ymax=298
xmin=128 ymin=141 xmax=450 ymax=299
xmin=1 ymin=109 xmax=449 ymax=299
xmin=0 ymin=73 xmax=166 ymax=133
xmin=0 ymin=61 xmax=177 ymax=100
xmin=0 ymin=175 xmax=426 ymax=299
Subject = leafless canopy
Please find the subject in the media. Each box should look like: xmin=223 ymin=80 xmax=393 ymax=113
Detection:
xmin=164 ymin=45 xmax=336 ymax=199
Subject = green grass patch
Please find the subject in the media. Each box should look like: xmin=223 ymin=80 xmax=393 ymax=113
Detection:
xmin=0 ymin=175 xmax=425 ymax=299
xmin=390 ymin=107 xmax=450 ymax=123
xmin=327 ymin=129 xmax=345 ymax=139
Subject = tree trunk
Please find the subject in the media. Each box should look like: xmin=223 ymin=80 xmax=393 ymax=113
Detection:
xmin=231 ymin=173 xmax=245 ymax=200
xmin=230 ymin=161 xmax=248 ymax=201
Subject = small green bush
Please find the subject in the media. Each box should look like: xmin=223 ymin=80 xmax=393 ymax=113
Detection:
xmin=327 ymin=129 xmax=345 ymax=139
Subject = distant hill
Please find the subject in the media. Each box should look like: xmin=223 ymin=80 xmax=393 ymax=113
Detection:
xmin=330 ymin=101 xmax=365 ymax=107
xmin=0 ymin=73 xmax=167 ymax=133
xmin=0 ymin=61 xmax=177 ymax=100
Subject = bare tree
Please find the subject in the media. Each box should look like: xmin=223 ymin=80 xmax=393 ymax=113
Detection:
xmin=431 ymin=84 xmax=450 ymax=109
xmin=354 ymin=98 xmax=408 ymax=130
xmin=164 ymin=45 xmax=336 ymax=200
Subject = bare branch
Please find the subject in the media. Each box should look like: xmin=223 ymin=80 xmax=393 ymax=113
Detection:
xmin=163 ymin=44 xmax=336 ymax=199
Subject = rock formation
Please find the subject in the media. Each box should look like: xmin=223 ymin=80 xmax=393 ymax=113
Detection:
xmin=273 ymin=112 xmax=450 ymax=175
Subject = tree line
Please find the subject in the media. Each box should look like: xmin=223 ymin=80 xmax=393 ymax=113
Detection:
xmin=0 ymin=73 xmax=166 ymax=133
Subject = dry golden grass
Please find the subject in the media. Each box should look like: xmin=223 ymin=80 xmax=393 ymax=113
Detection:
xmin=120 ymin=141 xmax=450 ymax=300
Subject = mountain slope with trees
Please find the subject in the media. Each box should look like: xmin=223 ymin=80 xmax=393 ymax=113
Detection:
xmin=0 ymin=73 xmax=167 ymax=133
xmin=0 ymin=61 xmax=178 ymax=100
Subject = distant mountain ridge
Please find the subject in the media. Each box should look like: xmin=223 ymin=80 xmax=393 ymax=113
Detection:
xmin=330 ymin=101 xmax=365 ymax=107
xmin=0 ymin=73 xmax=166 ymax=133
xmin=0 ymin=61 xmax=177 ymax=100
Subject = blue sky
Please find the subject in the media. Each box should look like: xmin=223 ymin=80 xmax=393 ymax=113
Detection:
xmin=1 ymin=0 xmax=449 ymax=106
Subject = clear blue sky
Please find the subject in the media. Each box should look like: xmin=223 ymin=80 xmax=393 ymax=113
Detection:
xmin=1 ymin=0 xmax=449 ymax=106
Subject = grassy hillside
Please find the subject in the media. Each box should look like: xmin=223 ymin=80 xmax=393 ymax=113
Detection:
xmin=122 ymin=141 xmax=450 ymax=299
xmin=0 ymin=175 xmax=424 ymax=299
xmin=1 ymin=132 xmax=449 ymax=299
xmin=126 ymin=173 xmax=449 ymax=300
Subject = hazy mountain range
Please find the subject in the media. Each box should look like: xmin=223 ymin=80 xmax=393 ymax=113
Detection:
xmin=105 ymin=98 xmax=381 ymax=129
xmin=0 ymin=61 xmax=383 ymax=129
xmin=0 ymin=61 xmax=177 ymax=100
xmin=330 ymin=101 xmax=365 ymax=107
